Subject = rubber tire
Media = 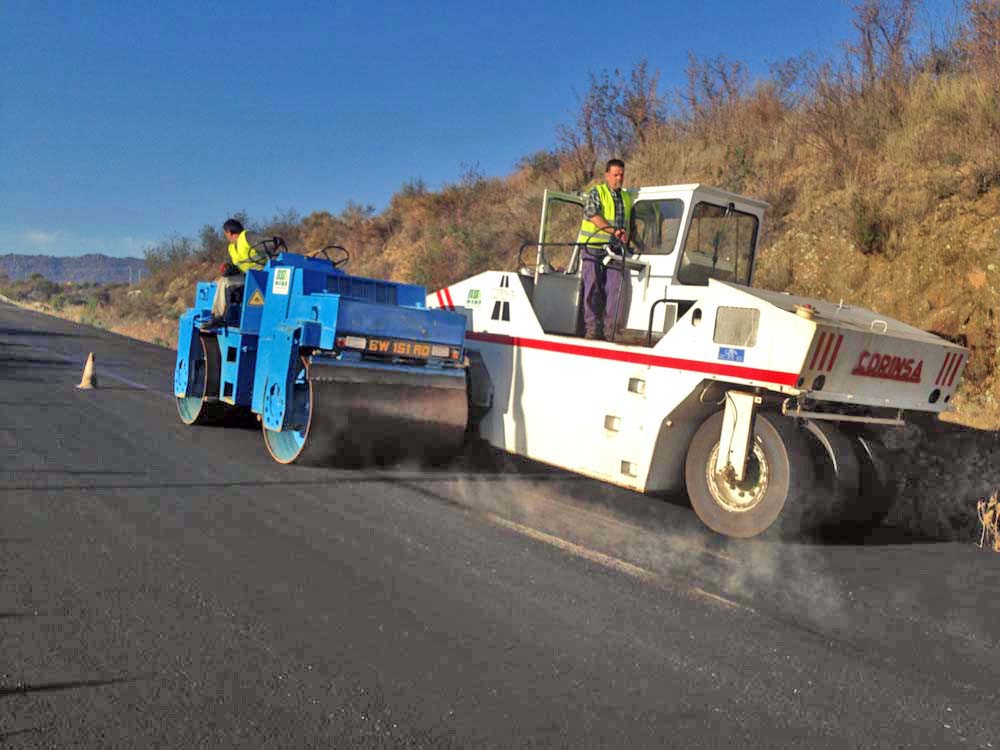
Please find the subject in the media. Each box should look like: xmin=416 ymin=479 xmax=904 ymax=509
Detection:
xmin=802 ymin=419 xmax=863 ymax=530
xmin=685 ymin=410 xmax=818 ymax=538
xmin=845 ymin=429 xmax=896 ymax=527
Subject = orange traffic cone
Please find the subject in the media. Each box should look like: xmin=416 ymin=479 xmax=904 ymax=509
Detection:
xmin=77 ymin=352 xmax=98 ymax=389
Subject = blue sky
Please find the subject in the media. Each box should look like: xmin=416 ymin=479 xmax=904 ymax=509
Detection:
xmin=1 ymin=0 xmax=959 ymax=257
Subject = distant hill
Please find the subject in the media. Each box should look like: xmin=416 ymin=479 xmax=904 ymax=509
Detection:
xmin=0 ymin=253 xmax=147 ymax=284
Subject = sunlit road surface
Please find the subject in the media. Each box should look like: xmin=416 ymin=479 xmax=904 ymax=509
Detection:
xmin=1 ymin=300 xmax=998 ymax=749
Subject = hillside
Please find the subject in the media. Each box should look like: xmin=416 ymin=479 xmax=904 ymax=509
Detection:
xmin=6 ymin=4 xmax=1000 ymax=431
xmin=0 ymin=253 xmax=147 ymax=284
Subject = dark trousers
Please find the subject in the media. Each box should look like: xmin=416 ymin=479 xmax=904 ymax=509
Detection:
xmin=581 ymin=257 xmax=627 ymax=335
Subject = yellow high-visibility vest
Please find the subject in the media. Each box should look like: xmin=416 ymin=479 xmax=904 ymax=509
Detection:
xmin=228 ymin=230 xmax=256 ymax=272
xmin=577 ymin=183 xmax=634 ymax=247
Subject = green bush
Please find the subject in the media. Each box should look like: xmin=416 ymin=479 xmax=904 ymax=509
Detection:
xmin=849 ymin=192 xmax=892 ymax=256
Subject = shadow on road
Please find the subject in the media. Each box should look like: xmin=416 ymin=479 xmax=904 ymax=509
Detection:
xmin=0 ymin=677 xmax=136 ymax=699
xmin=0 ymin=357 xmax=74 ymax=367
xmin=812 ymin=524 xmax=948 ymax=546
xmin=2 ymin=469 xmax=148 ymax=477
xmin=0 ymin=326 xmax=85 ymax=338
xmin=0 ymin=401 xmax=78 ymax=407
xmin=0 ymin=474 xmax=575 ymax=494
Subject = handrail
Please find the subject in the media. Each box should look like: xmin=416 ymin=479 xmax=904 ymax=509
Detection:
xmin=646 ymin=298 xmax=674 ymax=347
xmin=517 ymin=241 xmax=604 ymax=269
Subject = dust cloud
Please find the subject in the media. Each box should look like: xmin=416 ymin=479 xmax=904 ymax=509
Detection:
xmin=378 ymin=419 xmax=1000 ymax=642
xmin=390 ymin=443 xmax=854 ymax=630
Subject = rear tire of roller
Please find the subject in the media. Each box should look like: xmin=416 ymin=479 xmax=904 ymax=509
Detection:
xmin=176 ymin=335 xmax=231 ymax=426
xmin=845 ymin=429 xmax=896 ymax=527
xmin=802 ymin=419 xmax=864 ymax=534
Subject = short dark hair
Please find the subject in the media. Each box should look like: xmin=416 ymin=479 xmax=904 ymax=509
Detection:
xmin=605 ymin=159 xmax=625 ymax=172
xmin=223 ymin=219 xmax=244 ymax=235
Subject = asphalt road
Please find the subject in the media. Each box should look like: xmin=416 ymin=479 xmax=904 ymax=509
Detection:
xmin=1 ymin=300 xmax=999 ymax=749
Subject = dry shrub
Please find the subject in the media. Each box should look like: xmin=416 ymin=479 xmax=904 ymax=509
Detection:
xmin=976 ymin=489 xmax=1000 ymax=550
xmin=963 ymin=0 xmax=1000 ymax=91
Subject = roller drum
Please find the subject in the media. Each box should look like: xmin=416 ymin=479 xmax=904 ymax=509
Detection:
xmin=262 ymin=358 xmax=468 ymax=467
xmin=176 ymin=335 xmax=247 ymax=426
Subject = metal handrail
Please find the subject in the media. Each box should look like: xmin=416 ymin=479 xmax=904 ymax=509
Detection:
xmin=646 ymin=298 xmax=675 ymax=347
xmin=516 ymin=241 xmax=607 ymax=272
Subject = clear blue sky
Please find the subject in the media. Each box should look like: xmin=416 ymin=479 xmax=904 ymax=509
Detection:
xmin=1 ymin=0 xmax=958 ymax=257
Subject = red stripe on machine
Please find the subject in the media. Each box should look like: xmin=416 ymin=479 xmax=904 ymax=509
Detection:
xmin=946 ymin=354 xmax=964 ymax=387
xmin=808 ymin=332 xmax=827 ymax=370
xmin=443 ymin=287 xmax=456 ymax=311
xmin=435 ymin=290 xmax=446 ymax=309
xmin=466 ymin=331 xmax=799 ymax=386
xmin=827 ymin=334 xmax=844 ymax=371
xmin=935 ymin=353 xmax=953 ymax=385
xmin=817 ymin=332 xmax=835 ymax=372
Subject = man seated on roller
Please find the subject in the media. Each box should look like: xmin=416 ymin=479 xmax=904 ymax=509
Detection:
xmin=200 ymin=218 xmax=256 ymax=329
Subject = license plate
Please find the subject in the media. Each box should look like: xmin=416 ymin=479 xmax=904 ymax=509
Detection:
xmin=365 ymin=337 xmax=432 ymax=358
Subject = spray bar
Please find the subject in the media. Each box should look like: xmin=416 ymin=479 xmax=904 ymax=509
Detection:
xmin=781 ymin=399 xmax=904 ymax=427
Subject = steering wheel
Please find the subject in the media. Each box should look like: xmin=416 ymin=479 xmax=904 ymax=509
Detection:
xmin=247 ymin=236 xmax=287 ymax=268
xmin=307 ymin=244 xmax=350 ymax=268
xmin=583 ymin=225 xmax=636 ymax=259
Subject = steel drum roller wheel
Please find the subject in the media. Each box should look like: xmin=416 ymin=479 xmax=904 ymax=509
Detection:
xmin=176 ymin=335 xmax=230 ymax=426
xmin=685 ymin=410 xmax=818 ymax=538
xmin=261 ymin=356 xmax=469 ymax=467
xmin=262 ymin=360 xmax=312 ymax=464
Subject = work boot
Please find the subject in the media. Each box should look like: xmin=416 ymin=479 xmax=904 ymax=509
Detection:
xmin=584 ymin=327 xmax=604 ymax=340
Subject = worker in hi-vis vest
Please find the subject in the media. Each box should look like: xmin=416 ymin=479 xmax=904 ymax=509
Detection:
xmin=202 ymin=218 xmax=256 ymax=328
xmin=576 ymin=159 xmax=635 ymax=340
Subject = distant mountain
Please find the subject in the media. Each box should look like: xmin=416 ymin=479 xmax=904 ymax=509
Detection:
xmin=0 ymin=253 xmax=148 ymax=284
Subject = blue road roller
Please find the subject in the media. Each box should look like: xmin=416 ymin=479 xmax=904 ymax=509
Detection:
xmin=173 ymin=241 xmax=469 ymax=465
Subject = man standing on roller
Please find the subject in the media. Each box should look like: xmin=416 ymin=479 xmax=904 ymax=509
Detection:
xmin=576 ymin=159 xmax=635 ymax=340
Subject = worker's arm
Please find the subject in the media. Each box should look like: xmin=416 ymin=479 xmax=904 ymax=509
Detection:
xmin=585 ymin=213 xmax=612 ymax=232
xmin=586 ymin=214 xmax=627 ymax=243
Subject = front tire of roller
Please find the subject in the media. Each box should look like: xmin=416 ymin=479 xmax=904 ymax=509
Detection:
xmin=261 ymin=360 xmax=315 ymax=465
xmin=685 ymin=410 xmax=817 ymax=538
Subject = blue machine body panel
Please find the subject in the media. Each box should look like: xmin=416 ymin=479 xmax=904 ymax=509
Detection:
xmin=239 ymin=270 xmax=269 ymax=333
xmin=174 ymin=309 xmax=200 ymax=397
xmin=215 ymin=329 xmax=257 ymax=406
xmin=194 ymin=282 xmax=214 ymax=314
xmin=174 ymin=252 xmax=467 ymax=430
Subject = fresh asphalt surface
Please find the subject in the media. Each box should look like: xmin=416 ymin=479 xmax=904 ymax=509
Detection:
xmin=1 ymin=300 xmax=999 ymax=749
